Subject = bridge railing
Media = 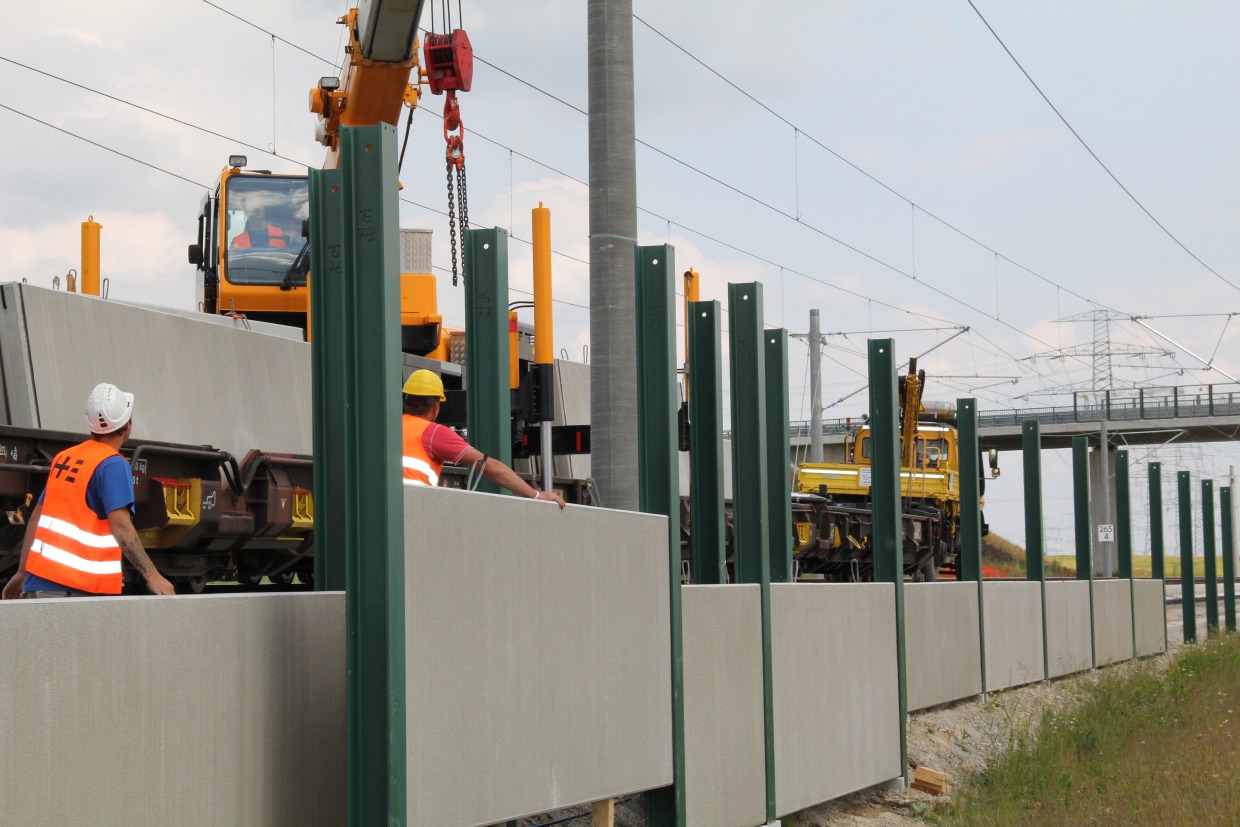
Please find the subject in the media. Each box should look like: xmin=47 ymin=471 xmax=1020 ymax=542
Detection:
xmin=786 ymin=383 xmax=1240 ymax=440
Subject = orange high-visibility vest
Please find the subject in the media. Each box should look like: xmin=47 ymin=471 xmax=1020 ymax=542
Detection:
xmin=232 ymin=224 xmax=286 ymax=249
xmin=27 ymin=440 xmax=124 ymax=594
xmin=402 ymin=415 xmax=443 ymax=487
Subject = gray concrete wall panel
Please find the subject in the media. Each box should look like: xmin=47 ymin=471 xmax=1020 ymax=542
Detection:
xmin=983 ymin=581 xmax=1045 ymax=691
xmin=1092 ymin=579 xmax=1135 ymax=666
xmin=1133 ymin=579 xmax=1166 ymax=656
xmin=0 ymin=282 xmax=38 ymax=426
xmin=10 ymin=284 xmax=313 ymax=458
xmin=682 ymin=585 xmax=767 ymax=827
xmin=904 ymin=582 xmax=982 ymax=710
xmin=772 ymin=583 xmax=901 ymax=815
xmin=1045 ymin=580 xmax=1093 ymax=677
xmin=0 ymin=593 xmax=345 ymax=826
xmin=404 ymin=485 xmax=672 ymax=825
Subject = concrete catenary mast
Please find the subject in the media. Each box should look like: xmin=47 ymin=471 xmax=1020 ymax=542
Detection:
xmin=587 ymin=0 xmax=639 ymax=510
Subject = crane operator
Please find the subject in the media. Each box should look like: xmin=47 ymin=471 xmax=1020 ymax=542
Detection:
xmin=231 ymin=203 xmax=286 ymax=249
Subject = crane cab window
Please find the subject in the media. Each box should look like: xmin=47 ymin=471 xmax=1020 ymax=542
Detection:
xmin=224 ymin=176 xmax=309 ymax=286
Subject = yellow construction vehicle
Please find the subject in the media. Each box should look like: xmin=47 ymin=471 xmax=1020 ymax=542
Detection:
xmin=791 ymin=358 xmax=999 ymax=581
xmin=187 ymin=1 xmax=465 ymax=360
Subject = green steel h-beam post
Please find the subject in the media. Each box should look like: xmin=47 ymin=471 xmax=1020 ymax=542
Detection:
xmin=957 ymin=399 xmax=986 ymax=694
xmin=310 ymin=124 xmax=406 ymax=826
xmin=1116 ymin=451 xmax=1133 ymax=579
xmin=1071 ymin=436 xmax=1096 ymax=668
xmin=1203 ymin=479 xmax=1218 ymax=635
xmin=765 ymin=329 xmax=793 ymax=583
xmin=728 ymin=282 xmax=776 ymax=822
xmin=635 ymin=246 xmax=685 ymax=827
xmin=310 ymin=167 xmax=347 ymax=593
xmin=688 ymin=300 xmax=726 ymax=585
xmin=1149 ymin=463 xmax=1166 ymax=648
xmin=869 ymin=339 xmax=907 ymax=785
xmin=1116 ymin=450 xmax=1136 ymax=657
xmin=1222 ymin=486 xmax=1236 ymax=633
xmin=1178 ymin=471 xmax=1196 ymax=643
xmin=465 ymin=228 xmax=512 ymax=494
xmin=1023 ymin=421 xmax=1049 ymax=680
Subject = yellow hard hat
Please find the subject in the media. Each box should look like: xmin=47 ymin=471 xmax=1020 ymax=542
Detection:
xmin=402 ymin=369 xmax=446 ymax=401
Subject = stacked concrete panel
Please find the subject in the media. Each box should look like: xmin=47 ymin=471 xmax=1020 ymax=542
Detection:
xmin=772 ymin=583 xmax=901 ymax=815
xmin=0 ymin=593 xmax=346 ymax=826
xmin=904 ymin=581 xmax=983 ymax=710
xmin=1133 ymin=578 xmax=1167 ymax=656
xmin=682 ymin=585 xmax=767 ymax=827
xmin=983 ymin=580 xmax=1046 ymax=691
xmin=0 ymin=283 xmax=313 ymax=459
xmin=402 ymin=485 xmax=672 ymax=825
xmin=1093 ymin=579 xmax=1135 ymax=666
xmin=1045 ymin=580 xmax=1094 ymax=677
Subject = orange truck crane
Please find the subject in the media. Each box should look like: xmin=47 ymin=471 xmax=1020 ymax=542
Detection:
xmin=187 ymin=0 xmax=471 ymax=359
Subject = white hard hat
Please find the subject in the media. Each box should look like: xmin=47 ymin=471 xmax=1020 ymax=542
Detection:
xmin=85 ymin=383 xmax=134 ymax=434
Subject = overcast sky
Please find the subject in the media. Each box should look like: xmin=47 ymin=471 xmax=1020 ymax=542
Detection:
xmin=3 ymin=1 xmax=1238 ymax=549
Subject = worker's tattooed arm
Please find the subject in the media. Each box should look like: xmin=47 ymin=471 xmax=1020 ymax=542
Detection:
xmin=108 ymin=509 xmax=177 ymax=595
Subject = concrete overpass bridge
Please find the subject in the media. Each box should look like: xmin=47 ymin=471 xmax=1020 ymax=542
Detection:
xmin=789 ymin=383 xmax=1240 ymax=576
xmin=791 ymin=383 xmax=1240 ymax=460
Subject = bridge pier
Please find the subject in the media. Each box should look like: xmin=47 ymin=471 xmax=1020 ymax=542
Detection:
xmin=1090 ymin=433 xmax=1117 ymax=577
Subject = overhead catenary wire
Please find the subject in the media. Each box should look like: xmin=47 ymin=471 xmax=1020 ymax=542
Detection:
xmin=626 ymin=13 xmax=1239 ymax=379
xmin=189 ymin=5 xmax=1114 ymax=377
xmin=965 ymin=0 xmax=1240 ymax=295
xmin=0 ymin=102 xmax=208 ymax=190
xmin=14 ymin=8 xmax=1227 ymax=410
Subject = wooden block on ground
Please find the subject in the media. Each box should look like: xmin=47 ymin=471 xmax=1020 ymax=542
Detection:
xmin=911 ymin=766 xmax=951 ymax=796
xmin=591 ymin=798 xmax=615 ymax=827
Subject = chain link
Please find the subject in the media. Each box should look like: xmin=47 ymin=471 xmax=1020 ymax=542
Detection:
xmin=446 ymin=159 xmax=458 ymax=287
xmin=456 ymin=164 xmax=469 ymax=282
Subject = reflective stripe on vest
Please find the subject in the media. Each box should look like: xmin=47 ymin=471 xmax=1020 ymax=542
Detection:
xmin=402 ymin=414 xmax=444 ymax=487
xmin=402 ymin=457 xmax=439 ymax=486
xmin=27 ymin=439 xmax=125 ymax=594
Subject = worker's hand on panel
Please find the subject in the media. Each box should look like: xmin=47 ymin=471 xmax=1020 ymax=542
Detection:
xmin=534 ymin=490 xmax=566 ymax=509
xmin=2 ymin=573 xmax=23 ymax=600
xmin=146 ymin=573 xmax=177 ymax=596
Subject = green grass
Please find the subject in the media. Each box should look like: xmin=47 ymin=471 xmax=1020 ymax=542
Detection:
xmin=1046 ymin=555 xmax=1198 ymax=578
xmin=930 ymin=636 xmax=1240 ymax=825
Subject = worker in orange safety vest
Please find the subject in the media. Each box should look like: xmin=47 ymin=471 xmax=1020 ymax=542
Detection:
xmin=1 ymin=383 xmax=176 ymax=599
xmin=231 ymin=203 xmax=286 ymax=249
xmin=402 ymin=369 xmax=565 ymax=508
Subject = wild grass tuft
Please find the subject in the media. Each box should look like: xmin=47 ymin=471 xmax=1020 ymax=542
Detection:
xmin=931 ymin=636 xmax=1240 ymax=825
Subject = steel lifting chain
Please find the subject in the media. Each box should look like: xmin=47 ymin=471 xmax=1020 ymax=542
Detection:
xmin=456 ymin=163 xmax=469 ymax=260
xmin=446 ymin=159 xmax=459 ymax=286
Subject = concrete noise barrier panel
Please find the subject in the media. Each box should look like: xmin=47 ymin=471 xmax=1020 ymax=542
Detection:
xmin=403 ymin=485 xmax=672 ymax=825
xmin=903 ymin=581 xmax=983 ymax=711
xmin=1 ymin=593 xmax=345 ymax=826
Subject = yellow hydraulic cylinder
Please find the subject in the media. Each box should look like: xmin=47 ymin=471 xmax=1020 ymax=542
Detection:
xmin=683 ymin=268 xmax=699 ymax=400
xmin=81 ymin=216 xmax=101 ymax=296
xmin=532 ymin=203 xmax=553 ymax=365
xmin=509 ymin=310 xmax=520 ymax=390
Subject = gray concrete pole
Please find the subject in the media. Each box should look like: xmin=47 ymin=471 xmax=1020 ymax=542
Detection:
xmin=1097 ymin=422 xmax=1111 ymax=576
xmin=587 ymin=0 xmax=639 ymax=511
xmin=809 ymin=309 xmax=823 ymax=464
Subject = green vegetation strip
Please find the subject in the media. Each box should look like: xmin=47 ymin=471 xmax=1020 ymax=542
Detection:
xmin=933 ymin=637 xmax=1240 ymax=825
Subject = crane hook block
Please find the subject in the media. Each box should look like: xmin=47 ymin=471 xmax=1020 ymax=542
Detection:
xmin=423 ymin=29 xmax=473 ymax=95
